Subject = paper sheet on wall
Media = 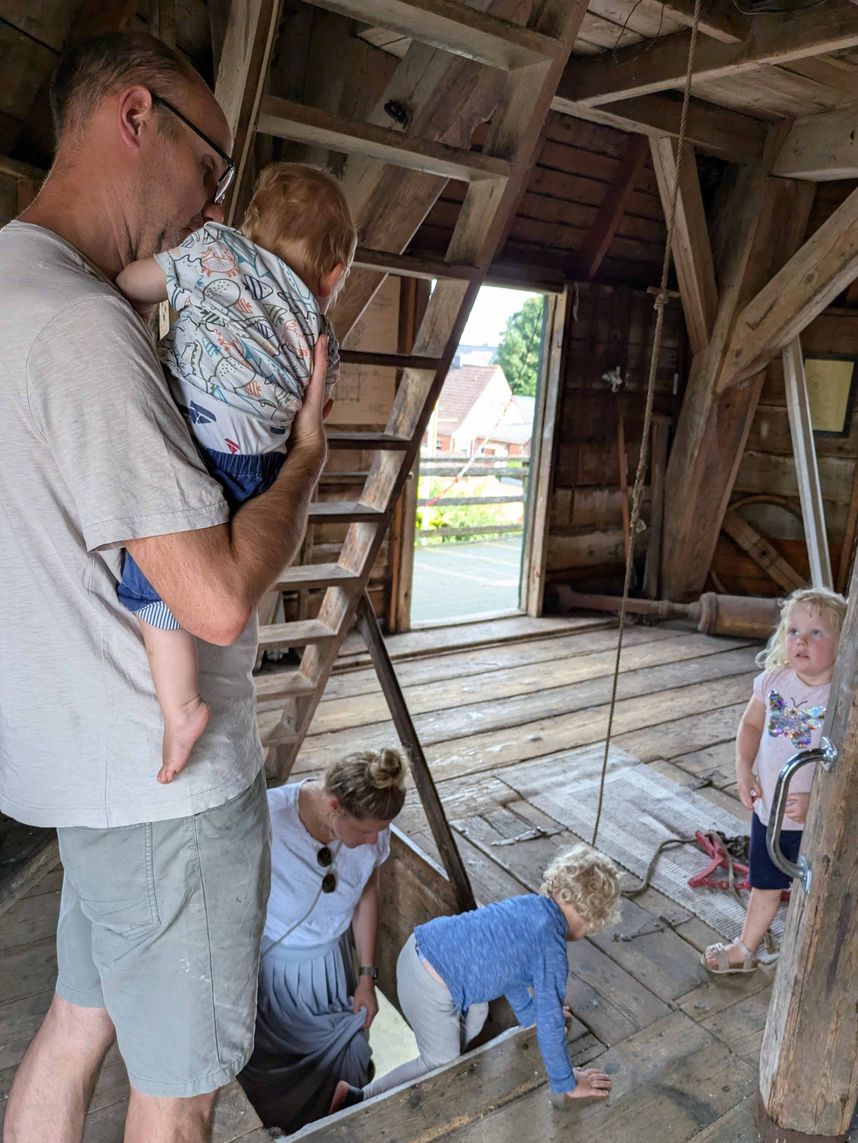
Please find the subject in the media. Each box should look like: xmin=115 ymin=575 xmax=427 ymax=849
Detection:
xmin=327 ymin=277 xmax=400 ymax=426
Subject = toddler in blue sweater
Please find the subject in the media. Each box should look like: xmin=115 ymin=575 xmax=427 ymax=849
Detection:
xmin=332 ymin=844 xmax=620 ymax=1110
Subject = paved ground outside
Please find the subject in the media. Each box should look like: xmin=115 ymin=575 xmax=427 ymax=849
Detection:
xmin=410 ymin=535 xmax=523 ymax=625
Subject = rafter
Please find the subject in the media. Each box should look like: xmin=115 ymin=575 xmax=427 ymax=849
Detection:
xmin=773 ymin=101 xmax=858 ymax=181
xmin=565 ymin=6 xmax=858 ymax=107
xmin=579 ymin=134 xmax=648 ymax=281
xmin=551 ymin=90 xmax=767 ymax=162
xmin=652 ymin=0 xmax=750 ymax=43
xmin=723 ymin=182 xmax=858 ymax=386
xmin=649 ymin=136 xmax=717 ymax=355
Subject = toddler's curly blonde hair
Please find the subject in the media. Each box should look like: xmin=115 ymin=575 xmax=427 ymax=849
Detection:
xmin=756 ymin=586 xmax=847 ymax=671
xmin=539 ymin=844 xmax=621 ymax=932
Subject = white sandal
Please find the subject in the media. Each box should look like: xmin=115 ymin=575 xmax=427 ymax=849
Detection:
xmin=702 ymin=939 xmax=757 ymax=974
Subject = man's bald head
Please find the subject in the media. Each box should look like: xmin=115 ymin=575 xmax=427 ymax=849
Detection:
xmin=50 ymin=31 xmax=209 ymax=144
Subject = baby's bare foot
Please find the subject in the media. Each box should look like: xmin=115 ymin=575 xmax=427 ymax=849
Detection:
xmin=157 ymin=697 xmax=210 ymax=784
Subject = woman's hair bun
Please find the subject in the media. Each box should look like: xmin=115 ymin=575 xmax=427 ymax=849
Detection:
xmin=369 ymin=747 xmax=405 ymax=789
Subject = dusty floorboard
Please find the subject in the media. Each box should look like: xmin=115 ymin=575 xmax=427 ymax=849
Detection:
xmin=1 ymin=615 xmax=783 ymax=1140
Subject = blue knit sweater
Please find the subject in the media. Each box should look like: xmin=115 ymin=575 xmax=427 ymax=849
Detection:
xmin=414 ymin=894 xmax=575 ymax=1093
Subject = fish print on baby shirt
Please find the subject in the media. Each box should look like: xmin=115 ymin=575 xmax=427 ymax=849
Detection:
xmin=766 ymin=690 xmax=826 ymax=749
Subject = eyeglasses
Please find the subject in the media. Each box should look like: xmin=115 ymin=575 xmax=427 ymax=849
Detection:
xmin=151 ymin=93 xmax=235 ymax=205
xmin=317 ymin=846 xmax=337 ymax=894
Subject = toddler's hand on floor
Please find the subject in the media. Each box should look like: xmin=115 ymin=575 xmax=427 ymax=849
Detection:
xmin=565 ymin=1068 xmax=611 ymax=1101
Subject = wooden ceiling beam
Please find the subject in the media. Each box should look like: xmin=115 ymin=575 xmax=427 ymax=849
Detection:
xmin=649 ymin=136 xmax=717 ymax=355
xmin=296 ymin=0 xmax=565 ymax=70
xmin=721 ymin=182 xmax=858 ymax=386
xmin=579 ymin=133 xmax=649 ymax=281
xmin=551 ymin=91 xmax=766 ymax=162
xmin=565 ymin=5 xmax=858 ymax=107
xmin=650 ymin=0 xmax=750 ymax=44
xmin=773 ymin=100 xmax=858 ymax=180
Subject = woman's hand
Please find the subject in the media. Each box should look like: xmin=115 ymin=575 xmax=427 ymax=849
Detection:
xmin=565 ymin=1067 xmax=612 ymax=1101
xmin=353 ymin=977 xmax=378 ymax=1030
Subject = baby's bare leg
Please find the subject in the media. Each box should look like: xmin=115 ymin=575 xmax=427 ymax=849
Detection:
xmin=139 ymin=621 xmax=210 ymax=783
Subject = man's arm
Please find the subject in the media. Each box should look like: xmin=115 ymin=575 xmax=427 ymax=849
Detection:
xmin=126 ymin=338 xmax=329 ymax=645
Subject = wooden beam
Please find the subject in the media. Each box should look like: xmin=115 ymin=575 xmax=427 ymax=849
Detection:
xmin=214 ymin=0 xmax=281 ymax=227
xmin=579 ymin=134 xmax=649 ymax=281
xmin=565 ymin=7 xmax=858 ymax=107
xmin=331 ymin=0 xmax=564 ymax=339
xmin=551 ymin=92 xmax=767 ymax=163
xmin=758 ymin=557 xmax=858 ymax=1137
xmin=723 ymin=184 xmax=858 ymax=386
xmin=659 ymin=129 xmax=815 ymax=603
xmin=355 ymin=592 xmax=476 ymax=914
xmin=297 ymin=0 xmax=565 ymax=70
xmin=782 ymin=337 xmax=834 ymax=589
xmin=651 ymin=0 xmax=751 ymax=43
xmin=721 ymin=508 xmax=805 ymax=593
xmin=773 ymin=100 xmax=858 ymax=181
xmin=649 ymin=136 xmax=718 ymax=355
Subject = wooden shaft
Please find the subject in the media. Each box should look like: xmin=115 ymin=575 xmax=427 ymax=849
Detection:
xmin=758 ymin=560 xmax=858 ymax=1136
xmin=355 ymin=591 xmax=477 ymax=914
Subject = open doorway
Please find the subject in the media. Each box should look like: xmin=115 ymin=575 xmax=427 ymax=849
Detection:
xmin=409 ymin=285 xmax=554 ymax=626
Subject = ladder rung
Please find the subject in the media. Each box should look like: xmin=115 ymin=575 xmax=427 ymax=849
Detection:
xmin=319 ymin=471 xmax=369 ymax=485
xmin=258 ymin=711 xmax=301 ymax=747
xmin=339 ymin=349 xmax=441 ymax=371
xmin=327 ymin=431 xmax=412 ymax=450
xmin=257 ymin=619 xmax=337 ymax=652
xmin=353 ymin=247 xmax=479 ymax=282
xmin=273 ymin=562 xmax=362 ymax=591
xmin=257 ymin=97 xmax=512 ymax=183
xmin=299 ymin=0 xmax=564 ymax=70
xmin=254 ymin=670 xmax=316 ymax=700
xmin=307 ymin=501 xmax=386 ymax=524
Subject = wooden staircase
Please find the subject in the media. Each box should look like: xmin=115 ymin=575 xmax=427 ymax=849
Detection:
xmin=222 ymin=0 xmax=587 ymax=782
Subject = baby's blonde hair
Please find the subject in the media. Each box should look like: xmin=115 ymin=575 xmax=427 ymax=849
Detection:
xmin=540 ymin=844 xmax=621 ymax=932
xmin=756 ymin=586 xmax=847 ymax=670
xmin=240 ymin=162 xmax=357 ymax=297
xmin=324 ymin=748 xmax=407 ymax=822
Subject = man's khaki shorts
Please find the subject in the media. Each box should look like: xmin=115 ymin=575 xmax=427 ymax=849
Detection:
xmin=55 ymin=770 xmax=271 ymax=1098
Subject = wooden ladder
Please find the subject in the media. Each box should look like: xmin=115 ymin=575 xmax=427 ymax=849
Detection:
xmin=216 ymin=0 xmax=584 ymax=901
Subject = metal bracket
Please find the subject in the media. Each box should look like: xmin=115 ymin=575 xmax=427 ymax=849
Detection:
xmin=766 ymin=737 xmax=838 ymax=894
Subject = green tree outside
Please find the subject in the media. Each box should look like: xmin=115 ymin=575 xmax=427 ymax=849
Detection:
xmin=496 ymin=295 xmax=545 ymax=396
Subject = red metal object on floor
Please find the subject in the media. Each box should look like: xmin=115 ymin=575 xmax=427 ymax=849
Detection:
xmin=687 ymin=830 xmax=790 ymax=902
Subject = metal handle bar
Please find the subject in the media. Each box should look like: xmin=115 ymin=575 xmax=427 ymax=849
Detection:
xmin=766 ymin=737 xmax=837 ymax=894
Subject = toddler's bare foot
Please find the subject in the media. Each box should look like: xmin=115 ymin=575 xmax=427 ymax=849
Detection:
xmin=330 ymin=1080 xmax=363 ymax=1114
xmin=157 ymin=697 xmax=210 ymax=784
xmin=565 ymin=1068 xmax=611 ymax=1102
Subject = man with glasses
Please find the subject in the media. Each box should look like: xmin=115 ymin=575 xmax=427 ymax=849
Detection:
xmin=0 ymin=31 xmax=328 ymax=1143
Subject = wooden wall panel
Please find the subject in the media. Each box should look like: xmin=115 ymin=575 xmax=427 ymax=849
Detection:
xmin=543 ymin=281 xmax=683 ymax=597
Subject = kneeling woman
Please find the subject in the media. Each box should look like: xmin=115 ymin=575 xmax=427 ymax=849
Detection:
xmin=239 ymin=748 xmax=406 ymax=1133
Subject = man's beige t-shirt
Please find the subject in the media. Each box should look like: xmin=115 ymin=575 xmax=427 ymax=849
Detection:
xmin=0 ymin=222 xmax=264 ymax=828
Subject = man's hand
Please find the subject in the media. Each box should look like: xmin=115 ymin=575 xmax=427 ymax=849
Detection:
xmin=352 ymin=977 xmax=378 ymax=1030
xmin=736 ymin=765 xmax=760 ymax=812
xmin=290 ymin=335 xmax=330 ymax=476
xmin=785 ymin=791 xmax=810 ymax=824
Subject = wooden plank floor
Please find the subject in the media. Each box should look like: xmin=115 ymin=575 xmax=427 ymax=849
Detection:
xmin=1 ymin=614 xmax=781 ymax=1141
xmin=293 ymin=614 xmax=776 ymax=1142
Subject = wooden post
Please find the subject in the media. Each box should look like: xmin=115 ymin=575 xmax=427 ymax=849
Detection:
xmin=757 ymin=559 xmax=858 ymax=1138
xmin=354 ymin=591 xmax=476 ymax=914
xmin=642 ymin=414 xmax=670 ymax=599
xmin=782 ymin=337 xmax=834 ymax=589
